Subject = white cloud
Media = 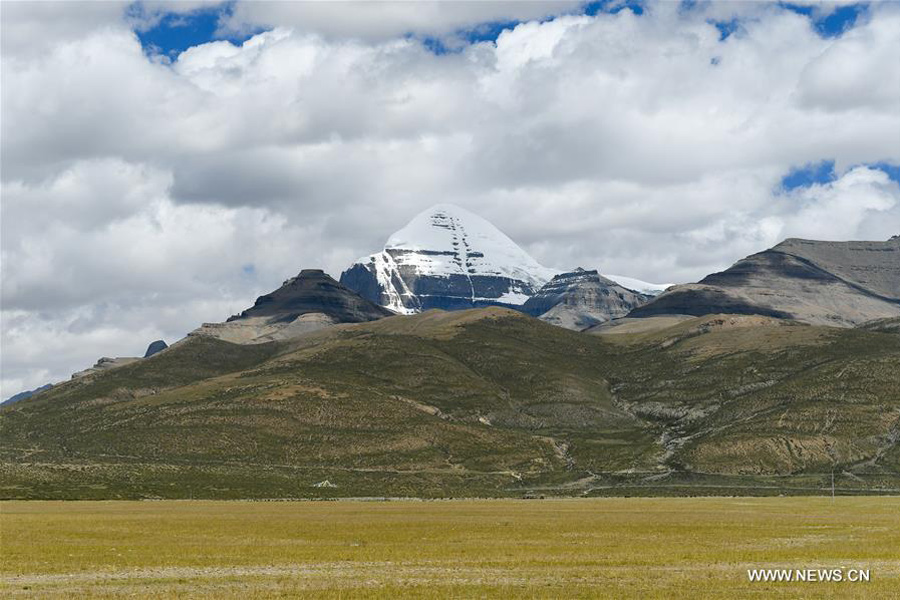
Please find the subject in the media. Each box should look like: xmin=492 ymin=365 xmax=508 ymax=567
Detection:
xmin=218 ymin=0 xmax=585 ymax=43
xmin=779 ymin=167 xmax=900 ymax=241
xmin=798 ymin=9 xmax=900 ymax=112
xmin=2 ymin=1 xmax=900 ymax=396
xmin=0 ymin=0 xmax=128 ymax=58
xmin=127 ymin=1 xmax=229 ymax=32
xmin=1 ymin=159 xmax=328 ymax=396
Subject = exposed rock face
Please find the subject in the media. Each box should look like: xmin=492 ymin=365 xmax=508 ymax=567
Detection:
xmin=72 ymin=356 xmax=141 ymax=379
xmin=192 ymin=312 xmax=338 ymax=345
xmin=523 ymin=268 xmax=651 ymax=330
xmin=190 ymin=269 xmax=393 ymax=344
xmin=630 ymin=237 xmax=900 ymax=327
xmin=144 ymin=340 xmax=168 ymax=358
xmin=859 ymin=316 xmax=900 ymax=333
xmin=230 ymin=269 xmax=393 ymax=323
xmin=340 ymin=204 xmax=556 ymax=313
xmin=774 ymin=237 xmax=900 ymax=299
xmin=48 ymin=271 xmax=399 ymax=385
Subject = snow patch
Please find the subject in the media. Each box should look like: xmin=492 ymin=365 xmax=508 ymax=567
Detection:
xmin=493 ymin=290 xmax=532 ymax=305
xmin=605 ymin=274 xmax=675 ymax=296
xmin=385 ymin=204 xmax=557 ymax=286
xmin=370 ymin=251 xmax=418 ymax=314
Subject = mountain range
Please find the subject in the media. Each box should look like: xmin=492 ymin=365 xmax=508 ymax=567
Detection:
xmin=3 ymin=308 xmax=898 ymax=499
xmin=631 ymin=237 xmax=900 ymax=327
xmin=339 ymin=204 xmax=670 ymax=315
xmin=2 ymin=205 xmax=898 ymax=499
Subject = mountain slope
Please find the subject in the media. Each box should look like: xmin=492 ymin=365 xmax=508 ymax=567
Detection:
xmin=629 ymin=237 xmax=900 ymax=327
xmin=522 ymin=268 xmax=650 ymax=330
xmin=0 ymin=309 xmax=656 ymax=498
xmin=1 ymin=384 xmax=52 ymax=406
xmin=592 ymin=314 xmax=900 ymax=478
xmin=340 ymin=204 xmax=556 ymax=313
xmin=3 ymin=308 xmax=899 ymax=499
xmin=192 ymin=269 xmax=393 ymax=343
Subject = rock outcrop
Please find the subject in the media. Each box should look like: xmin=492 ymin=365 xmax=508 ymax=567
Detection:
xmin=629 ymin=237 xmax=900 ymax=327
xmin=144 ymin=340 xmax=168 ymax=358
xmin=71 ymin=356 xmax=141 ymax=379
xmin=191 ymin=269 xmax=393 ymax=344
xmin=522 ymin=268 xmax=651 ymax=330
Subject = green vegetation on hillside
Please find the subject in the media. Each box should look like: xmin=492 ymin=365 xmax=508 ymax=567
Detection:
xmin=2 ymin=309 xmax=898 ymax=499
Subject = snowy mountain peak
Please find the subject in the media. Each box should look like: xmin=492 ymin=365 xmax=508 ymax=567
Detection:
xmin=383 ymin=204 xmax=556 ymax=284
xmin=340 ymin=204 xmax=675 ymax=316
xmin=341 ymin=204 xmax=556 ymax=313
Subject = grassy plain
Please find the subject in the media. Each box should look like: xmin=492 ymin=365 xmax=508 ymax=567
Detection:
xmin=2 ymin=497 xmax=899 ymax=598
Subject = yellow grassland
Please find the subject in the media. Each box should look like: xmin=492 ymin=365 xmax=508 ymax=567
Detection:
xmin=2 ymin=497 xmax=898 ymax=598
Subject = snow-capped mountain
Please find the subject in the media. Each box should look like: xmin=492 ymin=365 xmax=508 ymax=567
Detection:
xmin=340 ymin=204 xmax=557 ymax=313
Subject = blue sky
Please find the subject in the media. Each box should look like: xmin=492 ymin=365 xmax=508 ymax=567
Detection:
xmin=780 ymin=159 xmax=900 ymax=191
xmin=779 ymin=2 xmax=869 ymax=37
xmin=133 ymin=0 xmax=869 ymax=58
xmin=132 ymin=0 xmax=897 ymax=190
xmin=4 ymin=0 xmax=899 ymax=394
xmin=780 ymin=160 xmax=838 ymax=191
xmin=132 ymin=1 xmax=259 ymax=58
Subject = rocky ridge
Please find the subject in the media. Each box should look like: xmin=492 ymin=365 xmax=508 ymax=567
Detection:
xmin=523 ymin=268 xmax=651 ymax=330
xmin=629 ymin=236 xmax=900 ymax=327
xmin=191 ymin=269 xmax=393 ymax=344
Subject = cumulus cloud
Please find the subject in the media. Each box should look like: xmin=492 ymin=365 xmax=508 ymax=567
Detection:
xmin=798 ymin=8 xmax=900 ymax=113
xmin=1 ymin=158 xmax=331 ymax=394
xmin=218 ymin=0 xmax=585 ymax=43
xmin=778 ymin=167 xmax=900 ymax=241
xmin=2 ymin=0 xmax=900 ymax=396
xmin=0 ymin=0 xmax=127 ymax=58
